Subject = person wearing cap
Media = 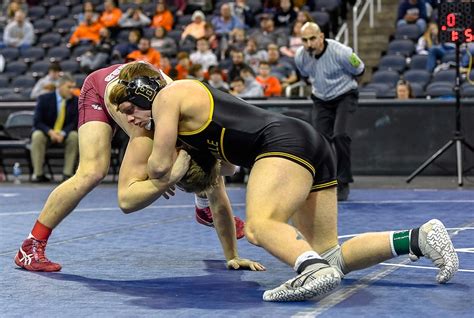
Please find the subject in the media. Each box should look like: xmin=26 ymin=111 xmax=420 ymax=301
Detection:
xmin=181 ymin=10 xmax=206 ymax=41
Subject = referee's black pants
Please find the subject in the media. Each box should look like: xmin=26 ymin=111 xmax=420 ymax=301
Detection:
xmin=311 ymin=91 xmax=358 ymax=184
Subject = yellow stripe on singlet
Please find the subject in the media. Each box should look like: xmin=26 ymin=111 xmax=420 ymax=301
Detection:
xmin=220 ymin=128 xmax=230 ymax=162
xmin=311 ymin=180 xmax=338 ymax=191
xmin=255 ymin=152 xmax=316 ymax=176
xmin=178 ymin=81 xmax=214 ymax=136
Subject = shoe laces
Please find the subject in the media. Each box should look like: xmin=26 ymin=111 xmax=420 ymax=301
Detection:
xmin=32 ymin=239 xmax=49 ymax=262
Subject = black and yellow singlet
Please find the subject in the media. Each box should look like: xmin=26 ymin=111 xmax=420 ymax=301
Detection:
xmin=178 ymin=81 xmax=337 ymax=191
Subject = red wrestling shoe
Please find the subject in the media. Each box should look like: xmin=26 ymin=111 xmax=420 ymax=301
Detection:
xmin=195 ymin=206 xmax=245 ymax=239
xmin=14 ymin=238 xmax=62 ymax=272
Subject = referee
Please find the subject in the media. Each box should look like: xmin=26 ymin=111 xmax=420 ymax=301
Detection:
xmin=294 ymin=22 xmax=364 ymax=201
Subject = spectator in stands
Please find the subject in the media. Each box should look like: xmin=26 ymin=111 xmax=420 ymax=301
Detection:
xmin=118 ymin=6 xmax=150 ymax=28
xmin=396 ymin=80 xmax=414 ymax=100
xmin=112 ymin=28 xmax=141 ymax=59
xmin=174 ymin=0 xmax=213 ymax=15
xmin=126 ymin=37 xmax=161 ymax=69
xmin=6 ymin=0 xmax=28 ymax=21
xmin=228 ymin=49 xmax=250 ymax=82
xmin=295 ymin=22 xmax=364 ymax=201
xmin=426 ymin=42 xmax=455 ymax=72
xmin=151 ymin=0 xmax=174 ymax=32
xmin=187 ymin=63 xmax=205 ymax=81
xmin=69 ymin=10 xmax=103 ymax=46
xmin=250 ymin=13 xmax=288 ymax=50
xmin=181 ymin=10 xmax=206 ymax=42
xmin=296 ymin=10 xmax=313 ymax=25
xmin=244 ymin=38 xmax=268 ymax=73
xmin=416 ymin=22 xmax=439 ymax=55
xmin=76 ymin=1 xmax=99 ymax=25
xmin=228 ymin=28 xmax=247 ymax=52
xmin=30 ymin=73 xmax=78 ymax=183
xmin=397 ymin=0 xmax=428 ymax=33
xmin=160 ymin=55 xmax=172 ymax=75
xmin=256 ymin=61 xmax=282 ymax=97
xmin=229 ymin=76 xmax=246 ymax=98
xmin=80 ymin=28 xmax=115 ymax=74
xmin=30 ymin=62 xmax=62 ymax=99
xmin=208 ymin=66 xmax=230 ymax=92
xmin=1 ymin=10 xmax=34 ymax=51
xmin=190 ymin=37 xmax=218 ymax=72
xmin=267 ymin=43 xmax=298 ymax=89
xmin=228 ymin=0 xmax=256 ymax=28
xmin=150 ymin=26 xmax=177 ymax=57
xmin=212 ymin=3 xmax=245 ymax=36
xmin=280 ymin=21 xmax=304 ymax=58
xmin=240 ymin=66 xmax=264 ymax=97
xmin=99 ymin=0 xmax=122 ymax=29
xmin=204 ymin=22 xmax=219 ymax=51
xmin=175 ymin=51 xmax=191 ymax=79
xmin=274 ymin=0 xmax=297 ymax=28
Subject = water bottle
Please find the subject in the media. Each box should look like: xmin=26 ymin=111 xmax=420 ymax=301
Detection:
xmin=12 ymin=162 xmax=22 ymax=184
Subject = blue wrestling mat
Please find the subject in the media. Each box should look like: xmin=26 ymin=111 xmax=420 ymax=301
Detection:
xmin=0 ymin=185 xmax=473 ymax=317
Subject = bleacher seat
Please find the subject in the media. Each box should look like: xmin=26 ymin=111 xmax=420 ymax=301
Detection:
xmin=168 ymin=30 xmax=182 ymax=44
xmin=461 ymin=83 xmax=474 ymax=97
xmin=425 ymin=82 xmax=454 ymax=97
xmin=71 ymin=44 xmax=93 ymax=59
xmin=409 ymin=54 xmax=428 ymax=70
xmin=42 ymin=0 xmax=60 ymax=8
xmin=432 ymin=69 xmax=456 ymax=84
xmin=371 ymin=70 xmax=400 ymax=87
xmin=73 ymin=74 xmax=87 ymax=87
xmin=403 ymin=69 xmax=431 ymax=88
xmin=71 ymin=4 xmax=83 ymax=16
xmin=38 ymin=32 xmax=62 ymax=49
xmin=55 ymin=18 xmax=77 ymax=36
xmin=28 ymin=6 xmax=46 ymax=21
xmin=410 ymin=82 xmax=425 ymax=98
xmin=176 ymin=14 xmax=193 ymax=28
xmin=33 ymin=19 xmax=54 ymax=36
xmin=20 ymin=47 xmax=45 ymax=63
xmin=310 ymin=11 xmax=330 ymax=36
xmin=48 ymin=5 xmax=70 ymax=21
xmin=0 ymin=47 xmax=19 ymax=62
xmin=11 ymin=76 xmax=37 ymax=90
xmin=60 ymin=59 xmax=80 ymax=73
xmin=441 ymin=51 xmax=457 ymax=63
xmin=378 ymin=55 xmax=406 ymax=73
xmin=47 ymin=46 xmax=71 ymax=62
xmin=64 ymin=0 xmax=81 ymax=7
xmin=360 ymin=83 xmax=390 ymax=98
xmin=119 ymin=3 xmax=137 ymax=12
xmin=394 ymin=24 xmax=422 ymax=41
xmin=3 ymin=61 xmax=28 ymax=77
xmin=143 ymin=3 xmax=157 ymax=17
xmin=29 ymin=60 xmax=51 ymax=77
xmin=387 ymin=39 xmax=415 ymax=56
xmin=0 ymin=75 xmax=10 ymax=87
xmin=117 ymin=29 xmax=130 ymax=43
xmin=1 ymin=93 xmax=24 ymax=101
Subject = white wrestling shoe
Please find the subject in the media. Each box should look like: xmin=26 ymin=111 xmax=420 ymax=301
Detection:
xmin=263 ymin=263 xmax=341 ymax=302
xmin=409 ymin=219 xmax=459 ymax=284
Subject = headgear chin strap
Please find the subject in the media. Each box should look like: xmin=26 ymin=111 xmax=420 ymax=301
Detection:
xmin=118 ymin=76 xmax=166 ymax=110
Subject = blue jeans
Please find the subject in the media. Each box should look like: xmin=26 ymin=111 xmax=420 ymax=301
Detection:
xmin=397 ymin=18 xmax=427 ymax=33
xmin=426 ymin=45 xmax=455 ymax=72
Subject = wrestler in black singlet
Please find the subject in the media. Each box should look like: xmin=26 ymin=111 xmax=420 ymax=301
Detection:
xmin=178 ymin=81 xmax=337 ymax=191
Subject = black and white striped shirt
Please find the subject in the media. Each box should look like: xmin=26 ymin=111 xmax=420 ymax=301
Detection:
xmin=295 ymin=39 xmax=364 ymax=101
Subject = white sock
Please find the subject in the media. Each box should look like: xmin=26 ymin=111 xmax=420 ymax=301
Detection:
xmin=27 ymin=233 xmax=36 ymax=239
xmin=194 ymin=194 xmax=209 ymax=209
xmin=293 ymin=251 xmax=322 ymax=272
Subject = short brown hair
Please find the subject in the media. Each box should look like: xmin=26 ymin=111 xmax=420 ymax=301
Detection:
xmin=109 ymin=62 xmax=165 ymax=107
xmin=176 ymin=149 xmax=220 ymax=194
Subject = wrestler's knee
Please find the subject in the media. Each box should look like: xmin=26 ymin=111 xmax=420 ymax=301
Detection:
xmin=244 ymin=218 xmax=266 ymax=246
xmin=74 ymin=166 xmax=108 ymax=189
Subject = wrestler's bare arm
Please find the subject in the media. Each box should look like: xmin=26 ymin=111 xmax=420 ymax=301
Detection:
xmin=206 ymin=177 xmax=265 ymax=271
xmin=117 ymin=130 xmax=189 ymax=213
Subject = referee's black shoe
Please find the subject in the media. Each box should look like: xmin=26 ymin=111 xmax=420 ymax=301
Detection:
xmin=337 ymin=183 xmax=349 ymax=201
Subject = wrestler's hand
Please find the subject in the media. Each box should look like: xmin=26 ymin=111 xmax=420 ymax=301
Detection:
xmin=227 ymin=258 xmax=266 ymax=271
xmin=162 ymin=185 xmax=175 ymax=200
xmin=169 ymin=149 xmax=191 ymax=185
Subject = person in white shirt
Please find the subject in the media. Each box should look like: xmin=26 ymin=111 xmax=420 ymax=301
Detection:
xmin=189 ymin=37 xmax=218 ymax=72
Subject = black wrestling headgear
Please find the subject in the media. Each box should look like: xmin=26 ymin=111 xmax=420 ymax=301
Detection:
xmin=117 ymin=76 xmax=166 ymax=110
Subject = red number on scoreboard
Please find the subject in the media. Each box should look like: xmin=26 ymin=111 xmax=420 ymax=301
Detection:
xmin=447 ymin=13 xmax=456 ymax=27
xmin=465 ymin=29 xmax=473 ymax=42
